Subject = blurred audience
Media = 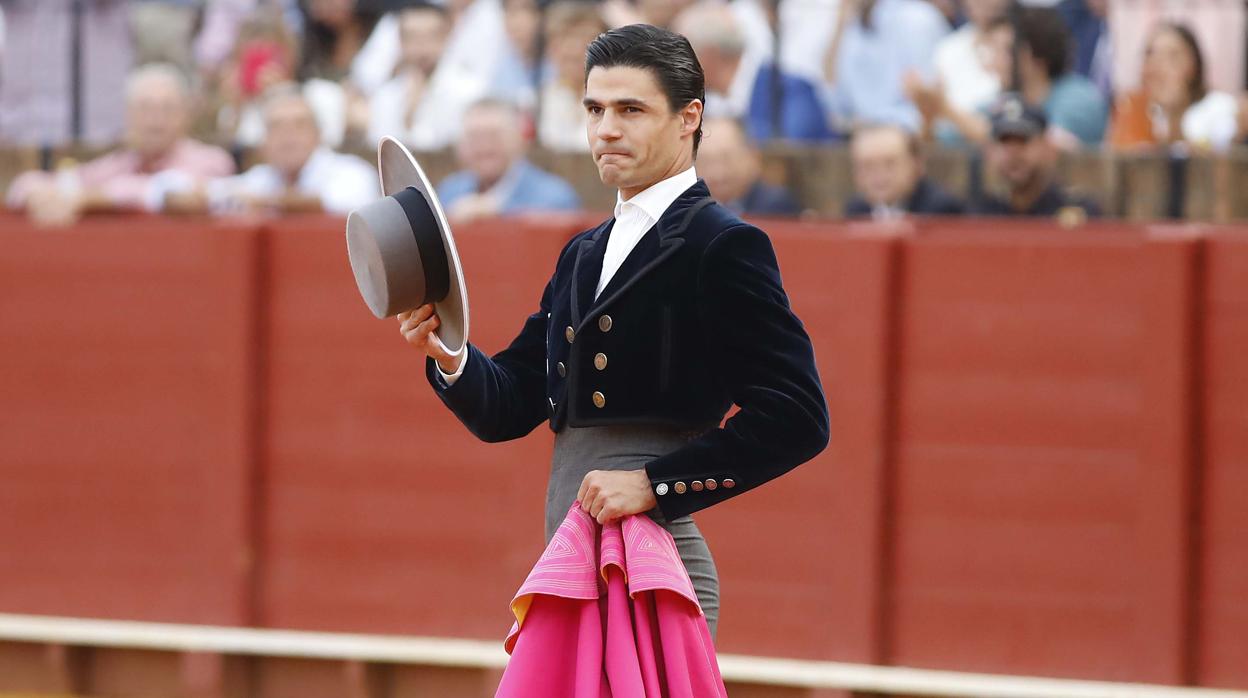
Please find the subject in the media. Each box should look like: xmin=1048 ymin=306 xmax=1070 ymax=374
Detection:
xmin=214 ymin=8 xmax=359 ymax=149
xmin=1056 ymin=0 xmax=1110 ymax=97
xmin=1110 ymin=22 xmax=1240 ymax=153
xmin=162 ymin=85 xmax=376 ymax=216
xmin=368 ymin=2 xmax=488 ymax=149
xmin=699 ymin=117 xmax=802 ymax=217
xmin=490 ymin=0 xmax=547 ymax=110
xmin=0 ymin=0 xmax=133 ymax=147
xmin=676 ymin=2 xmax=834 ymax=143
xmin=438 ymin=99 xmax=580 ymax=224
xmin=930 ymin=0 xmax=1009 ymax=124
xmin=298 ymin=0 xmax=382 ymax=83
xmin=131 ymin=0 xmax=203 ymax=75
xmin=972 ymin=95 xmax=1100 ymax=219
xmin=6 ymin=64 xmax=235 ymax=226
xmin=911 ymin=7 xmax=1108 ymax=150
xmin=601 ymin=0 xmax=697 ymax=29
xmin=823 ymin=0 xmax=950 ymax=133
xmin=846 ymin=123 xmax=963 ymax=218
xmin=538 ymin=1 xmax=607 ymax=152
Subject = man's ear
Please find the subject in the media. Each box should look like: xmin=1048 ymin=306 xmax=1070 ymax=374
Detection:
xmin=681 ymin=99 xmax=704 ymax=137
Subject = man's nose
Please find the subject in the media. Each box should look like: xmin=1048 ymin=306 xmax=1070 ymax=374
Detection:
xmin=595 ymin=111 xmax=623 ymax=141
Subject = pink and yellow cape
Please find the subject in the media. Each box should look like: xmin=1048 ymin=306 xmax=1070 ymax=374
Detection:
xmin=497 ymin=505 xmax=727 ymax=697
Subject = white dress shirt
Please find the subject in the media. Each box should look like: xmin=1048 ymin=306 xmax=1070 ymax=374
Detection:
xmin=440 ymin=166 xmax=698 ymax=384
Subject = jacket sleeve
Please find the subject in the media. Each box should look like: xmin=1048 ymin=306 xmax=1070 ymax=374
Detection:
xmin=644 ymin=223 xmax=829 ymax=520
xmin=424 ymin=278 xmax=553 ymax=443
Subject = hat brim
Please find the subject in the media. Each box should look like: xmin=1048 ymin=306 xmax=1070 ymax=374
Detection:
xmin=356 ymin=136 xmax=469 ymax=360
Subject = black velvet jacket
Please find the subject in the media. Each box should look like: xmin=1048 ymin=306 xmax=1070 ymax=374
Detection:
xmin=425 ymin=181 xmax=829 ymax=520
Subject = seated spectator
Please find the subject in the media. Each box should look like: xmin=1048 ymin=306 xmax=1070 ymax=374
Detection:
xmin=368 ymin=2 xmax=488 ymax=150
xmin=5 ymin=64 xmax=235 ymax=227
xmin=1110 ymin=22 xmax=1240 ymax=152
xmin=438 ymin=99 xmax=581 ymax=224
xmin=675 ymin=2 xmax=834 ymax=142
xmin=910 ymin=8 xmax=1108 ymax=149
xmin=972 ymin=95 xmax=1101 ymax=219
xmin=161 ymin=85 xmax=377 ymax=216
xmin=214 ymin=8 xmax=358 ymax=149
xmin=823 ymin=0 xmax=950 ymax=133
xmin=538 ymin=1 xmax=607 ymax=152
xmin=845 ymin=123 xmax=963 ymax=218
xmin=931 ymin=0 xmax=1009 ymax=120
xmin=698 ymin=118 xmax=803 ymax=217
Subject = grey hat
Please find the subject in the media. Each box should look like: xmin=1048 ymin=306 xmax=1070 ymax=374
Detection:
xmin=346 ymin=136 xmax=469 ymax=359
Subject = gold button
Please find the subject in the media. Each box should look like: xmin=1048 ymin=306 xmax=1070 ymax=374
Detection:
xmin=674 ymin=481 xmax=687 ymax=494
xmin=705 ymin=479 xmax=718 ymax=491
xmin=722 ymin=478 xmax=736 ymax=489
xmin=592 ymin=391 xmax=606 ymax=408
xmin=556 ymin=361 xmax=566 ymax=377
xmin=691 ymin=480 xmax=704 ymax=492
xmin=565 ymin=326 xmax=575 ymax=343
xmin=598 ymin=315 xmax=613 ymax=332
xmin=594 ymin=353 xmax=608 ymax=371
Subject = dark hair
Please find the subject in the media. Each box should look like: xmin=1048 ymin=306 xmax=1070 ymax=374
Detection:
xmin=584 ymin=24 xmax=706 ymax=155
xmin=297 ymin=0 xmax=384 ymax=81
xmin=1015 ymin=7 xmax=1070 ymax=80
xmin=1151 ymin=22 xmax=1208 ymax=105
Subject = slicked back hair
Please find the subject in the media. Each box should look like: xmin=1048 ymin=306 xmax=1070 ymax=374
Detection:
xmin=584 ymin=24 xmax=706 ymax=155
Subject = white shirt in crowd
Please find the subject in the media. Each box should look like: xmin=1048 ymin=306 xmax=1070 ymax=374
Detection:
xmin=440 ymin=166 xmax=699 ymax=384
xmin=1151 ymin=90 xmax=1241 ymax=152
xmin=368 ymin=66 xmax=489 ymax=150
xmin=933 ymin=24 xmax=1000 ymax=114
xmin=149 ymin=147 xmax=376 ymax=215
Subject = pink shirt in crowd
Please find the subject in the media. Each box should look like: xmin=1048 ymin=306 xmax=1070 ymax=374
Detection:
xmin=6 ymin=139 xmax=235 ymax=211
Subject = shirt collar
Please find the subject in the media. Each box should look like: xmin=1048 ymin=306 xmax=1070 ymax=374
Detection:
xmin=613 ymin=166 xmax=698 ymax=222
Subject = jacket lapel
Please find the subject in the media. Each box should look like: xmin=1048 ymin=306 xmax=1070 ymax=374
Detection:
xmin=574 ymin=182 xmax=713 ymax=334
xmin=569 ymin=220 xmax=612 ymax=329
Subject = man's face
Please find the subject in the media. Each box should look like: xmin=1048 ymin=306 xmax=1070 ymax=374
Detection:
xmin=126 ymin=77 xmax=189 ymax=161
xmin=850 ymin=127 xmax=921 ymax=208
xmin=584 ymin=65 xmax=699 ymax=195
xmin=456 ymin=106 xmax=522 ymax=186
xmin=697 ymin=119 xmax=758 ymax=203
xmin=989 ymin=133 xmax=1052 ymax=191
xmin=261 ymin=96 xmax=321 ymax=179
xmin=399 ymin=9 xmax=448 ymax=75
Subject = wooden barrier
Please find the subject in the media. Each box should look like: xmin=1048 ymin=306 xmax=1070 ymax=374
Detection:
xmin=0 ymin=213 xmax=1244 ymax=696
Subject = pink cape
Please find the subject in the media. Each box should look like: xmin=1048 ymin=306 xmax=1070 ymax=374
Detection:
xmin=496 ymin=505 xmax=727 ymax=697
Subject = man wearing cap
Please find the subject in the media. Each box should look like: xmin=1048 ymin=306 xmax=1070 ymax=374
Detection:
xmin=973 ymin=94 xmax=1102 ymax=219
xmin=395 ymin=24 xmax=829 ymax=638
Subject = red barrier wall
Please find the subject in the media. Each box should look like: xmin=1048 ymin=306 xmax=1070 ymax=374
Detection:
xmin=0 ymin=215 xmax=260 ymax=626
xmin=0 ymin=213 xmax=1244 ymax=689
xmin=1200 ymin=232 xmax=1248 ymax=688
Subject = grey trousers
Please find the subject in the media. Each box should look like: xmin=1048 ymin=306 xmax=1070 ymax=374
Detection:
xmin=548 ymin=424 xmax=720 ymax=637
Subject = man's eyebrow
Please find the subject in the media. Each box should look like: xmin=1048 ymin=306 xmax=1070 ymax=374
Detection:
xmin=581 ymin=97 xmax=650 ymax=108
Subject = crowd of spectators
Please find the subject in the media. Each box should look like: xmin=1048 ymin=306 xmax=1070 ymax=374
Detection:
xmin=0 ymin=0 xmax=1246 ymax=226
